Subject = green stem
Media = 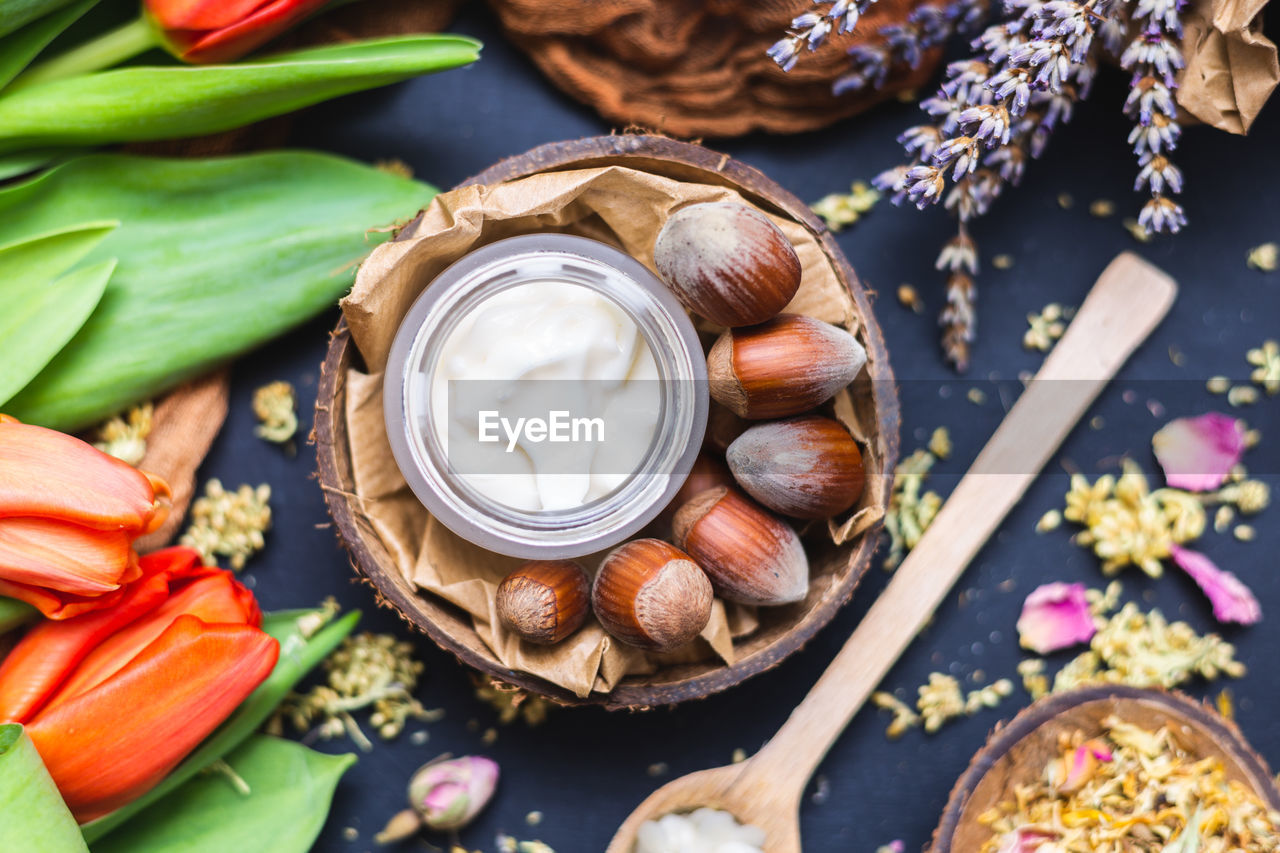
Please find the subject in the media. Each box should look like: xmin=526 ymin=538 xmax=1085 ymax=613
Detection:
xmin=9 ymin=16 xmax=158 ymax=92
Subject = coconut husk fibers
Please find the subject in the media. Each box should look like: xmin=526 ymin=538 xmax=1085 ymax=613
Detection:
xmin=338 ymin=165 xmax=888 ymax=697
xmin=486 ymin=0 xmax=944 ymax=137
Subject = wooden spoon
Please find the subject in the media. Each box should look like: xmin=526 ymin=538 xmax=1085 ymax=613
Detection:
xmin=606 ymin=253 xmax=1178 ymax=853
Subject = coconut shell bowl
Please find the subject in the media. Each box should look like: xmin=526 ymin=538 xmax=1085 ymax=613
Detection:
xmin=315 ymin=135 xmax=900 ymax=709
xmin=932 ymin=685 xmax=1280 ymax=852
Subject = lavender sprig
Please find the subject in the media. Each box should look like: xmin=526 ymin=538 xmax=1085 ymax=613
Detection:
xmin=770 ymin=0 xmax=990 ymax=95
xmin=870 ymin=0 xmax=1107 ymax=368
xmin=1119 ymin=0 xmax=1186 ymax=233
xmin=769 ymin=0 xmax=878 ymax=72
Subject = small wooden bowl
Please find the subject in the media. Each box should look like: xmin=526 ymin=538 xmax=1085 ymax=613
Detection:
xmin=932 ymin=685 xmax=1280 ymax=852
xmin=314 ymin=135 xmax=900 ymax=709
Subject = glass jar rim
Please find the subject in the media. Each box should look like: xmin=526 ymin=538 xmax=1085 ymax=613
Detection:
xmin=384 ymin=234 xmax=708 ymax=559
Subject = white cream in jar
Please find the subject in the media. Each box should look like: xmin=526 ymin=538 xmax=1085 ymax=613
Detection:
xmin=429 ymin=280 xmax=661 ymax=512
xmin=385 ymin=234 xmax=707 ymax=559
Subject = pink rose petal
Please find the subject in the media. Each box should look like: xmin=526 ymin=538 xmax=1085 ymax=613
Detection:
xmin=1152 ymin=413 xmax=1246 ymax=492
xmin=997 ymin=827 xmax=1060 ymax=853
xmin=1170 ymin=544 xmax=1261 ymax=625
xmin=1017 ymin=582 xmax=1097 ymax=654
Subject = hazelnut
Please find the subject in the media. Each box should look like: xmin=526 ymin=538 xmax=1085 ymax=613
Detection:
xmin=654 ymin=202 xmax=801 ymax=327
xmin=496 ymin=560 xmax=590 ymax=645
xmin=656 ymin=450 xmax=734 ymax=531
xmin=592 ymin=539 xmax=713 ymax=652
xmin=707 ymin=314 xmax=867 ymax=419
xmin=672 ymin=486 xmax=809 ymax=606
xmin=726 ymin=415 xmax=865 ymax=519
xmin=704 ymin=403 xmax=749 ymax=454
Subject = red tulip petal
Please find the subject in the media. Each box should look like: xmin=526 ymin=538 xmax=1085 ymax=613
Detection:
xmin=0 ymin=572 xmax=170 ymax=723
xmin=145 ymin=0 xmax=273 ymax=30
xmin=0 ymin=420 xmax=170 ymax=533
xmin=0 ymin=547 xmax=211 ymax=722
xmin=0 ymin=518 xmax=135 ymax=596
xmin=27 ymin=615 xmax=279 ymax=822
xmin=176 ymin=0 xmax=328 ymax=63
xmin=45 ymin=568 xmax=255 ymax=708
xmin=0 ymin=577 xmax=130 ymax=620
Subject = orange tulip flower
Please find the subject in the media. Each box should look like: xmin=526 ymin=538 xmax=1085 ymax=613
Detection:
xmin=145 ymin=0 xmax=330 ymax=63
xmin=0 ymin=547 xmax=278 ymax=822
xmin=0 ymin=416 xmax=169 ymax=620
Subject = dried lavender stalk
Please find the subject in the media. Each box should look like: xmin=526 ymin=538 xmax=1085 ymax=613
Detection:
xmin=772 ymin=0 xmax=1188 ymax=368
xmin=771 ymin=0 xmax=989 ymax=94
xmin=1119 ymin=0 xmax=1186 ymax=233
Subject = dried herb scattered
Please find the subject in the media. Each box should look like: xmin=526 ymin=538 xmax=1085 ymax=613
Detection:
xmin=1063 ymin=461 xmax=1206 ymax=577
xmin=897 ymin=284 xmax=924 ymax=313
xmin=883 ymin=446 xmax=944 ymax=569
xmin=180 ymin=479 xmax=271 ymax=571
xmin=269 ymin=631 xmax=440 ymax=752
xmin=1024 ymin=303 xmax=1070 ymax=352
xmin=979 ymin=717 xmax=1280 ymax=851
xmin=872 ymin=672 xmax=1014 ymax=737
xmin=472 ymin=677 xmax=553 ymax=727
xmin=92 ymin=401 xmax=152 ymax=465
xmin=1247 ymin=340 xmax=1280 ymax=394
xmin=1247 ymin=242 xmax=1278 ymax=272
xmin=252 ymin=380 xmax=297 ymax=445
xmin=810 ymin=181 xmax=879 ymax=232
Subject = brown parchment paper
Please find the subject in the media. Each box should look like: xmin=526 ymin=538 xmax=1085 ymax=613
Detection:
xmin=1179 ymin=0 xmax=1279 ymax=134
xmin=339 ymin=166 xmax=886 ymax=697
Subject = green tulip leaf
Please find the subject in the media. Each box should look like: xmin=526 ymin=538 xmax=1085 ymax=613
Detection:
xmin=90 ymin=735 xmax=355 ymax=853
xmin=0 ymin=257 xmax=115 ymax=408
xmin=0 ymin=724 xmax=90 ymax=853
xmin=81 ymin=609 xmax=360 ymax=843
xmin=0 ymin=597 xmax=38 ymax=635
xmin=0 ymin=219 xmax=115 ymax=287
xmin=0 ymin=222 xmax=117 ymax=406
xmin=0 ymin=0 xmax=82 ymax=40
xmin=0 ymin=0 xmax=96 ymax=90
xmin=0 ymin=35 xmax=480 ymax=153
xmin=0 ymin=148 xmax=76 ymax=180
xmin=0 ymin=151 xmax=432 ymax=430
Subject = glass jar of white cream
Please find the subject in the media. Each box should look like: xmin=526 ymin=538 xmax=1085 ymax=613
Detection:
xmin=384 ymin=234 xmax=708 ymax=559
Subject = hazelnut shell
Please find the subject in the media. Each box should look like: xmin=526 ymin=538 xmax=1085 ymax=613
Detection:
xmin=656 ymin=450 xmax=735 ymax=532
xmin=654 ymin=202 xmax=801 ymax=327
xmin=592 ymin=539 xmax=713 ymax=652
xmin=707 ymin=314 xmax=867 ymax=419
xmin=496 ymin=560 xmax=590 ymax=645
xmin=727 ymin=415 xmax=865 ymax=519
xmin=672 ymin=486 xmax=810 ymax=606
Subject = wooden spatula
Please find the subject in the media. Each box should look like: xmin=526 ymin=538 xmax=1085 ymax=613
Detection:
xmin=606 ymin=252 xmax=1178 ymax=853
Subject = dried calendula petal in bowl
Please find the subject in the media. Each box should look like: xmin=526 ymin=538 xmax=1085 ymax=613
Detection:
xmin=931 ymin=686 xmax=1280 ymax=853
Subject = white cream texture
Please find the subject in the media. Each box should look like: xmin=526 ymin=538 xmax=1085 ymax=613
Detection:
xmin=430 ymin=281 xmax=659 ymax=512
xmin=635 ymin=809 xmax=766 ymax=853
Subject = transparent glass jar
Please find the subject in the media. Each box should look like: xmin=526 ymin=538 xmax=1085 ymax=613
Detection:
xmin=384 ymin=234 xmax=708 ymax=559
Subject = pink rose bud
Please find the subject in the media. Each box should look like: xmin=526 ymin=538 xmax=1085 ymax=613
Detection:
xmin=408 ymin=755 xmax=500 ymax=831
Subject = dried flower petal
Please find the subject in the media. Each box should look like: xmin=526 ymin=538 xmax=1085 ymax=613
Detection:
xmin=1152 ymin=413 xmax=1246 ymax=492
xmin=1169 ymin=545 xmax=1261 ymax=625
xmin=1017 ymin=582 xmax=1096 ymax=654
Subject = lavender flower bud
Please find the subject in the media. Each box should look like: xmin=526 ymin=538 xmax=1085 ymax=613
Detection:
xmin=1138 ymin=196 xmax=1186 ymax=234
xmin=407 ymin=755 xmax=500 ymax=831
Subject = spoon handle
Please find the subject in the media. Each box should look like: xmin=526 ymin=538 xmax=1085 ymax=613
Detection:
xmin=742 ymin=253 xmax=1177 ymax=792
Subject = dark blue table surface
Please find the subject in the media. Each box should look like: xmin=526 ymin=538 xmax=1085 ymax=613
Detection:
xmin=202 ymin=5 xmax=1280 ymax=851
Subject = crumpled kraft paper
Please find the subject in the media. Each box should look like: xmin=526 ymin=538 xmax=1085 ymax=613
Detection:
xmin=339 ymin=165 xmax=886 ymax=697
xmin=1179 ymin=0 xmax=1279 ymax=134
